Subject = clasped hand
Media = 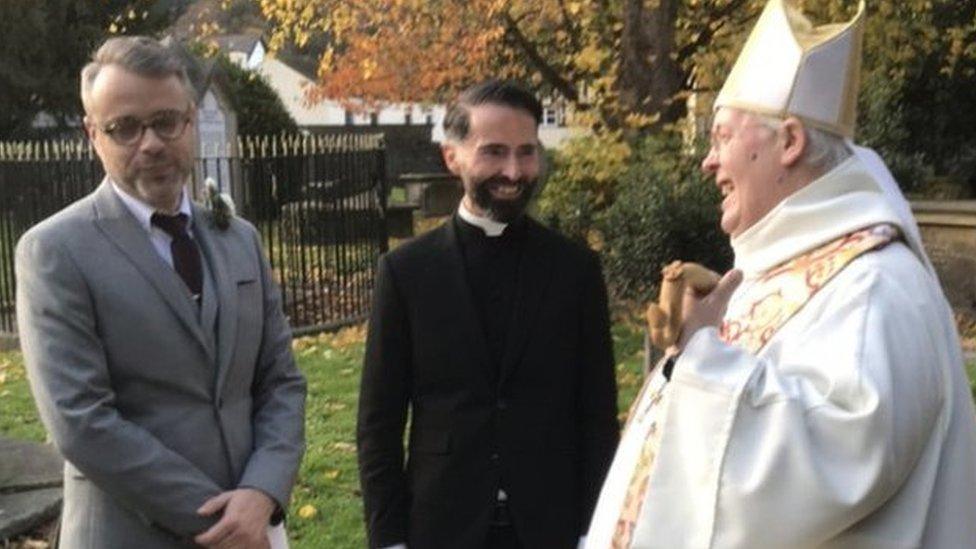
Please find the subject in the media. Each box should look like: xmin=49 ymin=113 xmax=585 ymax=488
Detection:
xmin=195 ymin=488 xmax=275 ymax=549
xmin=675 ymin=269 xmax=743 ymax=351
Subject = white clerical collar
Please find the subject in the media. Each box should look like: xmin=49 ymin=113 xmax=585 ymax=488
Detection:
xmin=730 ymin=156 xmax=905 ymax=276
xmin=458 ymin=200 xmax=507 ymax=237
xmin=110 ymin=179 xmax=193 ymax=233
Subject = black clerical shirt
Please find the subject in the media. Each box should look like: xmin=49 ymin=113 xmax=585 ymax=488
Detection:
xmin=454 ymin=214 xmax=527 ymax=378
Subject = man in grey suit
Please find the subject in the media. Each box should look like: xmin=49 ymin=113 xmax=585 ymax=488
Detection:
xmin=15 ymin=36 xmax=306 ymax=548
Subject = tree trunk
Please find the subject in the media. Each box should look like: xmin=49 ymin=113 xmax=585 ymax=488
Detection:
xmin=618 ymin=0 xmax=686 ymax=132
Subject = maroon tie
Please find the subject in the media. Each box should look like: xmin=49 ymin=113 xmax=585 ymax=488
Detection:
xmin=151 ymin=212 xmax=203 ymax=300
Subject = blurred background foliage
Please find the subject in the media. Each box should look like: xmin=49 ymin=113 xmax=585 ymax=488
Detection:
xmin=2 ymin=0 xmax=974 ymax=302
xmin=538 ymin=131 xmax=733 ymax=304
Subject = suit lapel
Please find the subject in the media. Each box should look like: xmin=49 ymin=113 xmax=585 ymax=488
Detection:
xmin=91 ymin=182 xmax=213 ymax=361
xmin=499 ymin=219 xmax=554 ymax=388
xmin=190 ymin=203 xmax=238 ymax=395
xmin=440 ymin=219 xmax=493 ymax=384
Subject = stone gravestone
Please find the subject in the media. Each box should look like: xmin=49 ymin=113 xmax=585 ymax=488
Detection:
xmin=0 ymin=438 xmax=63 ymax=541
xmin=912 ymin=200 xmax=976 ymax=326
xmin=398 ymin=173 xmax=462 ymax=217
xmin=197 ymin=89 xmax=236 ymax=200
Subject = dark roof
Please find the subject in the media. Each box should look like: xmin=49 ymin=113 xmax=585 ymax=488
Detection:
xmin=160 ymin=36 xmax=224 ymax=104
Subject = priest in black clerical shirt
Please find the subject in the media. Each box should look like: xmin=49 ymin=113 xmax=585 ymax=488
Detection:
xmin=454 ymin=210 xmax=526 ymax=375
xmin=357 ymin=80 xmax=619 ymax=549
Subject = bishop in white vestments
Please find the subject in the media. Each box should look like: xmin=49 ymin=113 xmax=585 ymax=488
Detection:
xmin=586 ymin=1 xmax=976 ymax=547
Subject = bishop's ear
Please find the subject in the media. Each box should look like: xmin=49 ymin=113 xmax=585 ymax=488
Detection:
xmin=779 ymin=117 xmax=807 ymax=168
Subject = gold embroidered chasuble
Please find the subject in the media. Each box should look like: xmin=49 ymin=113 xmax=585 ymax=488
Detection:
xmin=586 ymin=156 xmax=976 ymax=549
xmin=608 ymin=224 xmax=898 ymax=548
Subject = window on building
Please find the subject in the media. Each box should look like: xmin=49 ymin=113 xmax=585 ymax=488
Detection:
xmin=405 ymin=109 xmax=413 ymax=125
xmin=543 ymin=106 xmax=559 ymax=127
xmin=370 ymin=112 xmax=379 ymax=126
xmin=345 ymin=110 xmax=354 ymax=126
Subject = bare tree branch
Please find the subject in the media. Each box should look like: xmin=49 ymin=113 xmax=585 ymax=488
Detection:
xmin=501 ymin=11 xmax=579 ymax=102
xmin=677 ymin=0 xmax=750 ymax=62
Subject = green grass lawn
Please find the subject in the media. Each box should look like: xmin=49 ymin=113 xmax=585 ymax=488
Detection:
xmin=1 ymin=324 xmax=969 ymax=547
xmin=0 ymin=323 xmax=646 ymax=547
xmin=0 ymin=353 xmax=45 ymax=442
xmin=968 ymin=359 xmax=976 ymax=402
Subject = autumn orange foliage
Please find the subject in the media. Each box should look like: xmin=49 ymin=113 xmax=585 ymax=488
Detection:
xmin=259 ymin=0 xmax=976 ymax=135
xmin=260 ymin=0 xmax=641 ymax=127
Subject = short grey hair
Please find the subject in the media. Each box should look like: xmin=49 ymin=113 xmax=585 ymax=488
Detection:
xmin=80 ymin=36 xmax=195 ymax=113
xmin=753 ymin=113 xmax=852 ymax=172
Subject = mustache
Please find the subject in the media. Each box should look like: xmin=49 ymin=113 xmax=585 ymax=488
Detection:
xmin=479 ymin=175 xmax=534 ymax=188
xmin=470 ymin=174 xmax=538 ymax=223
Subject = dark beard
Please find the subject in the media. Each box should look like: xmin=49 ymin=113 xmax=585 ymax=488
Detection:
xmin=471 ymin=175 xmax=537 ymax=224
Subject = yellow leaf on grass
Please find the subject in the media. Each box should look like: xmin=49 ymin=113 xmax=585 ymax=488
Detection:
xmin=324 ymin=469 xmax=341 ymax=480
xmin=325 ymin=401 xmax=349 ymax=413
xmin=331 ymin=442 xmax=356 ymax=453
xmin=298 ymin=504 xmax=317 ymax=519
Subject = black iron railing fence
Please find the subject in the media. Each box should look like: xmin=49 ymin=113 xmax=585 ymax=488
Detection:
xmin=0 ymin=134 xmax=388 ymax=335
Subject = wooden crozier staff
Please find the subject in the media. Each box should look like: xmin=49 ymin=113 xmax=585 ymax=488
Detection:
xmin=645 ymin=261 xmax=721 ymax=351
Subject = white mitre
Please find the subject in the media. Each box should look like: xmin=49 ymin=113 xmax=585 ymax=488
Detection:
xmin=716 ymin=0 xmax=936 ymax=274
xmin=715 ymin=0 xmax=866 ymax=138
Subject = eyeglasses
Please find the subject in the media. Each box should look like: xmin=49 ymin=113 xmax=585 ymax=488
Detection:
xmin=99 ymin=108 xmax=193 ymax=146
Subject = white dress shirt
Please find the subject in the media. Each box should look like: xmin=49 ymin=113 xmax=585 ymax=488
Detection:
xmin=110 ymin=180 xmax=194 ymax=269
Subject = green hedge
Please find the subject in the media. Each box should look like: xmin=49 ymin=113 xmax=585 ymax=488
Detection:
xmin=540 ymin=131 xmax=732 ymax=304
xmin=599 ymin=134 xmax=732 ymax=303
xmin=537 ymin=133 xmax=631 ymax=243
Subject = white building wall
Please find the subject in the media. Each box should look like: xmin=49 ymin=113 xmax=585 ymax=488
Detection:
xmin=248 ymin=42 xmax=265 ymax=69
xmin=376 ymin=107 xmax=402 ymax=125
xmin=258 ymin=57 xmax=347 ymax=126
xmin=257 ymin=56 xmax=579 ymax=148
xmin=539 ymin=126 xmax=586 ymax=149
xmin=223 ymin=41 xmax=265 ymax=70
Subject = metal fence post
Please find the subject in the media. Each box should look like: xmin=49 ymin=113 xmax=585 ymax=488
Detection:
xmin=0 ymin=134 xmax=388 ymax=337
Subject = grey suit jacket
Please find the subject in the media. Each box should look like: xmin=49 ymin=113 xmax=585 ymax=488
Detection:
xmin=15 ymin=181 xmax=306 ymax=548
